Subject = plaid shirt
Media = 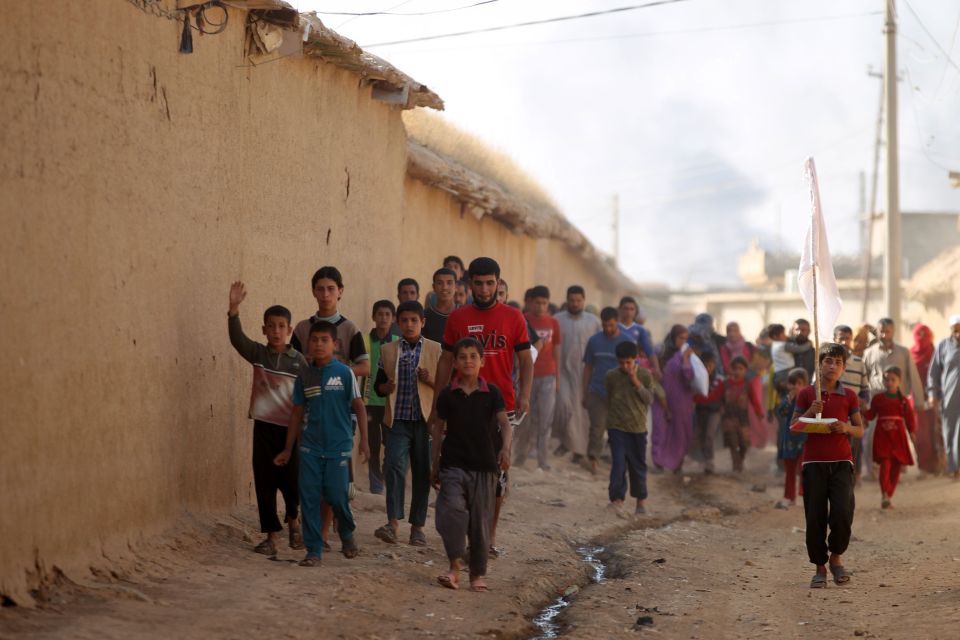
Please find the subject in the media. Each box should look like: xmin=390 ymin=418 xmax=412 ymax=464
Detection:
xmin=394 ymin=338 xmax=424 ymax=421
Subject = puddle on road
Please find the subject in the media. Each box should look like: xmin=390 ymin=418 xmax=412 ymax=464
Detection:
xmin=530 ymin=546 xmax=607 ymax=639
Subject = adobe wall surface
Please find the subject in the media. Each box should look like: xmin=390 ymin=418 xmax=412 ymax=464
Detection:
xmin=0 ymin=2 xmax=629 ymax=602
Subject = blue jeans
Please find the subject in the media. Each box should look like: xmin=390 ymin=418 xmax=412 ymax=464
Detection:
xmin=384 ymin=419 xmax=431 ymax=527
xmin=608 ymin=429 xmax=648 ymax=502
xmin=299 ymin=450 xmax=354 ymax=558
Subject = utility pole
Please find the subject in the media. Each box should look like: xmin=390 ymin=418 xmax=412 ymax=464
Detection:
xmin=883 ymin=0 xmax=902 ymax=329
xmin=612 ymin=193 xmax=620 ymax=267
xmin=862 ymin=69 xmax=885 ymax=322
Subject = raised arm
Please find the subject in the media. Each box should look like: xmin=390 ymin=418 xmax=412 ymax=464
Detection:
xmin=227 ymin=281 xmax=260 ymax=363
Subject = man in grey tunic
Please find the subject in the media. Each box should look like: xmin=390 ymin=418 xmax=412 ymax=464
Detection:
xmin=928 ymin=315 xmax=960 ymax=478
xmin=552 ymin=285 xmax=601 ymax=464
xmin=863 ymin=317 xmax=926 ymax=469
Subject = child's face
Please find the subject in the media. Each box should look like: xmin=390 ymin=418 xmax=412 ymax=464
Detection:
xmin=728 ymin=363 xmax=747 ymax=381
xmin=883 ymin=371 xmax=901 ymax=394
xmin=312 ymin=278 xmax=341 ymax=313
xmin=454 ymin=347 xmax=483 ymax=377
xmin=819 ymin=355 xmax=846 ymax=384
xmin=308 ymin=332 xmax=335 ymax=362
xmin=454 ymin=283 xmax=468 ymax=306
xmin=495 ymin=282 xmax=508 ymax=304
xmin=397 ymin=311 xmax=424 ymax=341
xmin=704 ymin=360 xmax=716 ymax=375
xmin=618 ymin=357 xmax=637 ymax=375
xmin=835 ymin=330 xmax=853 ymax=349
xmin=531 ymin=297 xmax=549 ymax=316
xmin=602 ymin=318 xmax=619 ymax=337
xmin=433 ymin=274 xmax=456 ymax=303
xmin=398 ymin=284 xmax=419 ymax=303
xmin=373 ymin=308 xmax=394 ymax=332
xmin=262 ymin=316 xmax=292 ymax=350
xmin=787 ymin=379 xmax=803 ymax=398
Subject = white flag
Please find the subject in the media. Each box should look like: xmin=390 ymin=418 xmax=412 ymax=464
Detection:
xmin=798 ymin=158 xmax=842 ymax=340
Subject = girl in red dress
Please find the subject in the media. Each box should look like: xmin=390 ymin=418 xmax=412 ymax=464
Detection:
xmin=864 ymin=365 xmax=916 ymax=509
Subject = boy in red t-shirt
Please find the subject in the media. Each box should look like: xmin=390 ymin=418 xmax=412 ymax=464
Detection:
xmin=791 ymin=343 xmax=865 ymax=588
xmin=515 ymin=285 xmax=562 ymax=470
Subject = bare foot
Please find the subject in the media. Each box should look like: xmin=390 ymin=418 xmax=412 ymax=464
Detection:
xmin=469 ymin=575 xmax=488 ymax=592
xmin=437 ymin=572 xmax=459 ymax=590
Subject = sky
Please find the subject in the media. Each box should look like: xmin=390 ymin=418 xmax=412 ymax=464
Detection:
xmin=299 ymin=0 xmax=960 ymax=288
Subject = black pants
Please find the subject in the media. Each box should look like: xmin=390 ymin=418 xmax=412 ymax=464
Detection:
xmin=802 ymin=461 xmax=855 ymax=565
xmin=252 ymin=420 xmax=299 ymax=533
xmin=366 ymin=405 xmax=387 ymax=489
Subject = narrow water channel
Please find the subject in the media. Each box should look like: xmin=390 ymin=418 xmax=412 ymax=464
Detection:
xmin=530 ymin=545 xmax=607 ymax=639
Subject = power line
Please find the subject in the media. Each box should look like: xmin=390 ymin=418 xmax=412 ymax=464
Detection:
xmin=318 ymin=0 xmax=498 ymax=17
xmin=362 ymin=0 xmax=694 ymax=48
xmin=335 ymin=0 xmax=415 ymax=29
xmin=902 ymin=0 xmax=960 ymax=74
xmin=370 ymin=10 xmax=882 ymax=52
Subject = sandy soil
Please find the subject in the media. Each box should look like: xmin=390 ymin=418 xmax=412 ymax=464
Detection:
xmin=2 ymin=447 xmax=959 ymax=640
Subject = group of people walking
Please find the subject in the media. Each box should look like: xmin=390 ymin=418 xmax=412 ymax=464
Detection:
xmin=225 ymin=253 xmax=960 ymax=591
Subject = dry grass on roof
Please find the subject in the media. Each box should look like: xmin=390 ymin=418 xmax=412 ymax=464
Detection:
xmin=402 ymin=109 xmax=559 ymax=214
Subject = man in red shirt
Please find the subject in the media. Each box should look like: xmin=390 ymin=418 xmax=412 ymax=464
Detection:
xmin=431 ymin=257 xmax=533 ymax=557
xmin=791 ymin=342 xmax=864 ymax=589
xmin=515 ymin=285 xmax=561 ymax=470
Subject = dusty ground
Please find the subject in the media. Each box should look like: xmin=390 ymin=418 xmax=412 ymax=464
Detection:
xmin=2 ymin=446 xmax=959 ymax=640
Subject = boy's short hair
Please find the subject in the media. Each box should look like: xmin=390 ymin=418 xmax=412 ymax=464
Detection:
xmin=567 ymin=285 xmax=585 ymax=298
xmin=455 ymin=279 xmax=468 ymax=289
xmin=767 ymin=323 xmax=786 ymax=339
xmin=877 ymin=317 xmax=895 ymax=328
xmin=308 ymin=320 xmax=338 ymax=341
xmin=433 ymin=267 xmax=457 ymax=282
xmin=787 ymin=367 xmax=809 ymax=385
xmin=523 ymin=288 xmax=534 ymax=301
xmin=397 ymin=277 xmax=419 ymax=294
xmin=529 ymin=285 xmax=550 ymax=300
xmin=263 ymin=305 xmax=292 ymax=325
xmin=443 ymin=255 xmax=465 ymax=271
xmin=468 ymin=257 xmax=500 ymax=279
xmin=371 ymin=299 xmax=396 ymax=317
xmin=699 ymin=351 xmax=716 ymax=365
xmin=453 ymin=337 xmax=483 ymax=358
xmin=311 ymin=266 xmax=343 ymax=289
xmin=396 ymin=300 xmax=425 ymax=319
xmin=883 ymin=364 xmax=902 ymax=378
xmin=818 ymin=342 xmax=848 ymax=365
xmin=615 ymin=341 xmax=639 ymax=360
xmin=729 ymin=356 xmax=749 ymax=369
xmin=600 ymin=306 xmax=618 ymax=322
xmin=833 ymin=324 xmax=853 ymax=337
xmin=618 ymin=295 xmax=638 ymax=308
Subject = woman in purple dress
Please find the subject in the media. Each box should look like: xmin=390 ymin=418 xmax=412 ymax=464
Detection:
xmin=652 ymin=326 xmax=697 ymax=473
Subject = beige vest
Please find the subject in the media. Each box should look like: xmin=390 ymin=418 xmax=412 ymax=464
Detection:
xmin=379 ymin=337 xmax=441 ymax=427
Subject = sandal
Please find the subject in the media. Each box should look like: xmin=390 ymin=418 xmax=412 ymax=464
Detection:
xmin=409 ymin=528 xmax=427 ymax=547
xmin=375 ymin=524 xmax=398 ymax=544
xmin=810 ymin=572 xmax=828 ymax=589
xmin=488 ymin=545 xmax=500 ymax=559
xmin=829 ymin=564 xmax=851 ymax=585
xmin=254 ymin=538 xmax=277 ymax=556
xmin=341 ymin=538 xmax=359 ymax=559
xmin=298 ymin=555 xmax=322 ymax=567
xmin=436 ymin=575 xmax=459 ymax=590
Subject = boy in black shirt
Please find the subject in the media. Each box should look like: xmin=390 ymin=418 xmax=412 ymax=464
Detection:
xmin=431 ymin=338 xmax=512 ymax=592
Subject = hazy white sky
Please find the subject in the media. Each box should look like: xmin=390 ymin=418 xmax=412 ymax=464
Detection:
xmin=300 ymin=0 xmax=960 ymax=287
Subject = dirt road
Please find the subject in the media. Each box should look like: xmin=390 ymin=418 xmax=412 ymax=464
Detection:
xmin=2 ymin=447 xmax=959 ymax=639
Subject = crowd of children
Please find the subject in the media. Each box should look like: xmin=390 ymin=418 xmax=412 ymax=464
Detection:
xmin=227 ymin=258 xmax=954 ymax=590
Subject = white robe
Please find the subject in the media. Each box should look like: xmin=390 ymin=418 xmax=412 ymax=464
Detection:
xmin=552 ymin=310 xmax=601 ymax=456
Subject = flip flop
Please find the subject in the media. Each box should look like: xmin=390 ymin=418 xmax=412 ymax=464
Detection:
xmin=298 ymin=556 xmax=321 ymax=567
xmin=409 ymin=528 xmax=427 ymax=547
xmin=375 ymin=524 xmax=398 ymax=544
xmin=829 ymin=564 xmax=851 ymax=585
xmin=288 ymin=524 xmax=303 ymax=550
xmin=810 ymin=573 xmax=828 ymax=589
xmin=436 ymin=575 xmax=459 ymax=590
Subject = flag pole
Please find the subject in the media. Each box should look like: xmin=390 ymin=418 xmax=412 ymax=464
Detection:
xmin=811 ymin=197 xmax=823 ymax=419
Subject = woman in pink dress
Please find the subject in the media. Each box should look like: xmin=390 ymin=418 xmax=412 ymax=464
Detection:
xmin=910 ymin=324 xmax=942 ymax=475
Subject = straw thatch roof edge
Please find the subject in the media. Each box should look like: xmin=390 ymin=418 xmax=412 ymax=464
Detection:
xmin=406 ymin=141 xmax=636 ymax=292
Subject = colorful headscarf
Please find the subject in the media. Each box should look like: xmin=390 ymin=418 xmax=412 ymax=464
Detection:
xmin=910 ymin=323 xmax=934 ymax=367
